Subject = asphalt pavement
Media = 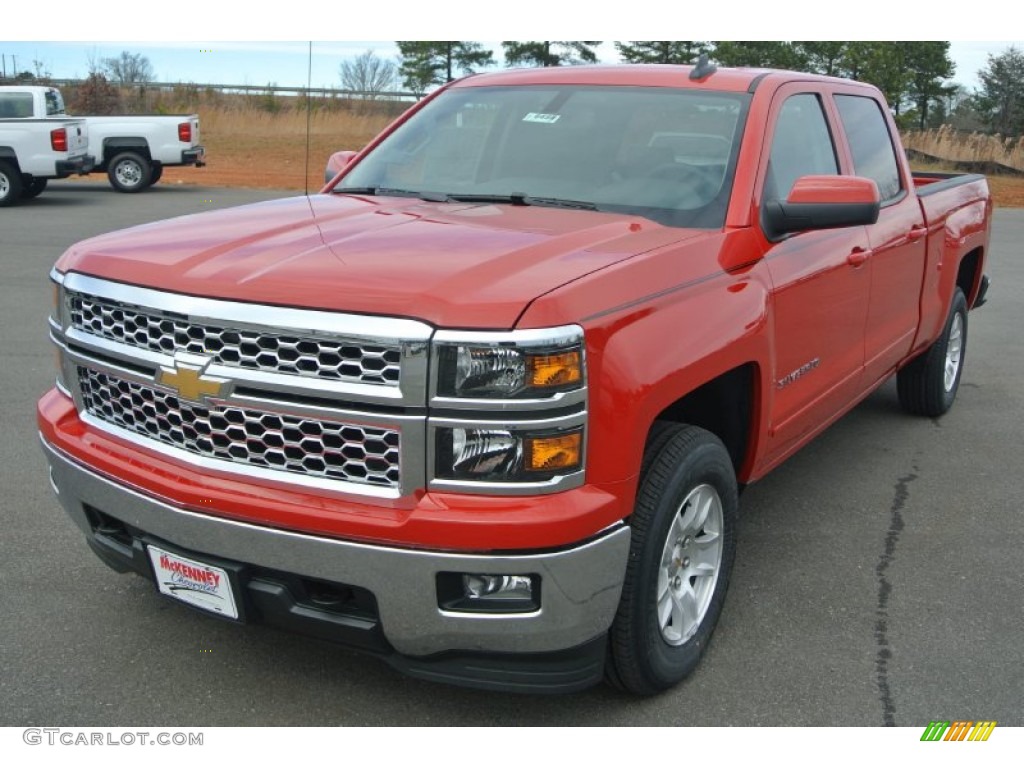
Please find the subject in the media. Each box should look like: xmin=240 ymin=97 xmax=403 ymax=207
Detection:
xmin=2 ymin=181 xmax=1021 ymax=726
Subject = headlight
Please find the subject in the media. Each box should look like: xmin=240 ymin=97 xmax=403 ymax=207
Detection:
xmin=429 ymin=325 xmax=587 ymax=493
xmin=433 ymin=325 xmax=585 ymax=400
xmin=436 ymin=426 xmax=583 ymax=483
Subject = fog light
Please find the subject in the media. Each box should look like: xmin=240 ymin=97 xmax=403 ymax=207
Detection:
xmin=436 ymin=572 xmax=540 ymax=613
xmin=463 ymin=574 xmax=534 ymax=601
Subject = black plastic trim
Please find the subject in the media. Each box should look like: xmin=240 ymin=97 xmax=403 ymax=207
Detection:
xmin=747 ymin=72 xmax=771 ymax=93
xmin=974 ymin=274 xmax=990 ymax=308
xmin=913 ymin=172 xmax=986 ymax=198
xmin=182 ymin=146 xmax=205 ymax=166
xmin=102 ymin=136 xmax=148 ymax=150
xmin=762 ymin=199 xmax=880 ymax=242
xmin=387 ymin=635 xmax=607 ymax=694
xmin=55 ymin=154 xmax=95 ymax=176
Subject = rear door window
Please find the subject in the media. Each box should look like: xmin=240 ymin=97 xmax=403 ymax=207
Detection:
xmin=835 ymin=95 xmax=902 ymax=201
xmin=45 ymin=89 xmax=65 ymax=116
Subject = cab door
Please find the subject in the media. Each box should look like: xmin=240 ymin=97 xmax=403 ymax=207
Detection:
xmin=832 ymin=92 xmax=928 ymax=384
xmin=758 ymin=87 xmax=871 ymax=461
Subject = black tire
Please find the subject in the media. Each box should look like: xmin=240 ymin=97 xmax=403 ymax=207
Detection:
xmin=0 ymin=161 xmax=24 ymax=207
xmin=897 ymin=288 xmax=968 ymax=417
xmin=607 ymin=424 xmax=738 ymax=695
xmin=21 ymin=178 xmax=47 ymax=199
xmin=107 ymin=152 xmax=152 ymax=193
xmin=148 ymin=163 xmax=163 ymax=186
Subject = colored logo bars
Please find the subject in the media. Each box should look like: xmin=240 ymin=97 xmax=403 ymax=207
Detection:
xmin=920 ymin=721 xmax=997 ymax=742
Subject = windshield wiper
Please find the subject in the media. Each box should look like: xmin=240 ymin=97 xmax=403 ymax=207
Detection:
xmin=333 ymin=186 xmax=450 ymax=202
xmin=523 ymin=196 xmax=599 ymax=211
xmin=445 ymin=193 xmax=599 ymax=211
xmin=337 ymin=188 xmax=600 ymax=211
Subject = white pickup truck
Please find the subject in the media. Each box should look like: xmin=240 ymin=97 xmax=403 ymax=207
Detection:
xmin=0 ymin=85 xmax=205 ymax=193
xmin=0 ymin=107 xmax=93 ymax=206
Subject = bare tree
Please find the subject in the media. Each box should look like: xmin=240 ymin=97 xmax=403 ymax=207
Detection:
xmin=102 ymin=51 xmax=154 ymax=85
xmin=69 ymin=73 xmax=122 ymax=115
xmin=340 ymin=50 xmax=396 ymax=98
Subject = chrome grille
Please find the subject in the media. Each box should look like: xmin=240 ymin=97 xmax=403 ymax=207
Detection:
xmin=68 ymin=292 xmax=402 ymax=386
xmin=77 ymin=367 xmax=401 ymax=488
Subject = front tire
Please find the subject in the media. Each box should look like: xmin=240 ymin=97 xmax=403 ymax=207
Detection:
xmin=107 ymin=152 xmax=152 ymax=193
xmin=607 ymin=424 xmax=738 ymax=695
xmin=0 ymin=161 xmax=24 ymax=207
xmin=897 ymin=288 xmax=968 ymax=417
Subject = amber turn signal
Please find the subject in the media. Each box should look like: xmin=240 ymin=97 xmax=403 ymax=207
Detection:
xmin=526 ymin=432 xmax=582 ymax=473
xmin=528 ymin=351 xmax=582 ymax=388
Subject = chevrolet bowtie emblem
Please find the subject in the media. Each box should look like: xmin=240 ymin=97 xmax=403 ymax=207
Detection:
xmin=157 ymin=356 xmax=228 ymax=403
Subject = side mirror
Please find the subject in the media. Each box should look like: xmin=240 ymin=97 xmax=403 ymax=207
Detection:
xmin=325 ymin=150 xmax=359 ymax=186
xmin=763 ymin=175 xmax=880 ymax=240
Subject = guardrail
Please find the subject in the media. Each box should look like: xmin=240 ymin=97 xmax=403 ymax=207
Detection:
xmin=0 ymin=77 xmax=422 ymax=100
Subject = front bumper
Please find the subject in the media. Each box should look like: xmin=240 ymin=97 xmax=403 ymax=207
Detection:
xmin=41 ymin=436 xmax=629 ymax=690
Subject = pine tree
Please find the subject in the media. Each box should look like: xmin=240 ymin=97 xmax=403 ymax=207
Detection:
xmin=711 ymin=42 xmax=806 ymax=70
xmin=615 ymin=41 xmax=707 ymax=65
xmin=396 ymin=42 xmax=494 ymax=93
xmin=502 ymin=42 xmax=602 ymax=67
xmin=974 ymin=46 xmax=1024 ymax=136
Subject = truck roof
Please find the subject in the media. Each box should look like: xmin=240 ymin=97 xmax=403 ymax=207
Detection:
xmin=452 ymin=64 xmax=864 ymax=93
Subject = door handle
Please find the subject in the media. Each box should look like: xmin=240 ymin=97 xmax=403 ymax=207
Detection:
xmin=908 ymin=225 xmax=928 ymax=242
xmin=847 ymin=248 xmax=870 ymax=267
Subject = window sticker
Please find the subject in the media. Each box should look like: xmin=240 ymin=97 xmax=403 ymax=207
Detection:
xmin=522 ymin=112 xmax=561 ymax=124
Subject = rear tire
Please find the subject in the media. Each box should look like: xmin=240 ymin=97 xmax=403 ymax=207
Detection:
xmin=148 ymin=164 xmax=163 ymax=186
xmin=107 ymin=152 xmax=151 ymax=193
xmin=897 ymin=288 xmax=968 ymax=417
xmin=606 ymin=424 xmax=738 ymax=695
xmin=21 ymin=178 xmax=48 ymax=199
xmin=0 ymin=161 xmax=24 ymax=207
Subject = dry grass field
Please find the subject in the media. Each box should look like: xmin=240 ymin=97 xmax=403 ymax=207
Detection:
xmin=151 ymin=103 xmax=1024 ymax=207
xmin=904 ymin=126 xmax=1024 ymax=172
xmin=159 ymin=104 xmax=395 ymax=191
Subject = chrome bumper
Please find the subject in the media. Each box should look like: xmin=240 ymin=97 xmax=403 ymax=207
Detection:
xmin=41 ymin=436 xmax=629 ymax=657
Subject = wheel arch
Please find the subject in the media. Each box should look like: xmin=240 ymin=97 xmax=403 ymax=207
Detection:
xmin=646 ymin=362 xmax=761 ymax=482
xmin=956 ymin=246 xmax=984 ymax=309
xmin=102 ymin=138 xmax=151 ymax=165
xmin=0 ymin=148 xmax=22 ymax=173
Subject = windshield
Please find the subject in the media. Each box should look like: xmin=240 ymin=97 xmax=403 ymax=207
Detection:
xmin=338 ymin=85 xmax=750 ymax=228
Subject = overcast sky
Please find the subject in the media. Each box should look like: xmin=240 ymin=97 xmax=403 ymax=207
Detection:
xmin=4 ymin=2 xmax=1019 ymax=91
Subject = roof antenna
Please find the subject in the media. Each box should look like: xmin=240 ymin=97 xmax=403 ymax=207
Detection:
xmin=689 ymin=52 xmax=717 ymax=81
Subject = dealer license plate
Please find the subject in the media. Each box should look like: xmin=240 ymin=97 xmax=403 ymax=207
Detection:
xmin=147 ymin=545 xmax=239 ymax=620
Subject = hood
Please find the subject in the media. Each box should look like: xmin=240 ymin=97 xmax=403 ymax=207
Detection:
xmin=57 ymin=193 xmax=703 ymax=328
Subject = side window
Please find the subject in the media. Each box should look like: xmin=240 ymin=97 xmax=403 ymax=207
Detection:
xmin=45 ymin=89 xmax=65 ymax=116
xmin=835 ymin=95 xmax=902 ymax=201
xmin=765 ymin=94 xmax=838 ymax=201
xmin=0 ymin=92 xmax=33 ymax=118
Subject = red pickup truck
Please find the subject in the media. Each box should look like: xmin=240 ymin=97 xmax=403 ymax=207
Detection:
xmin=39 ymin=64 xmax=991 ymax=695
